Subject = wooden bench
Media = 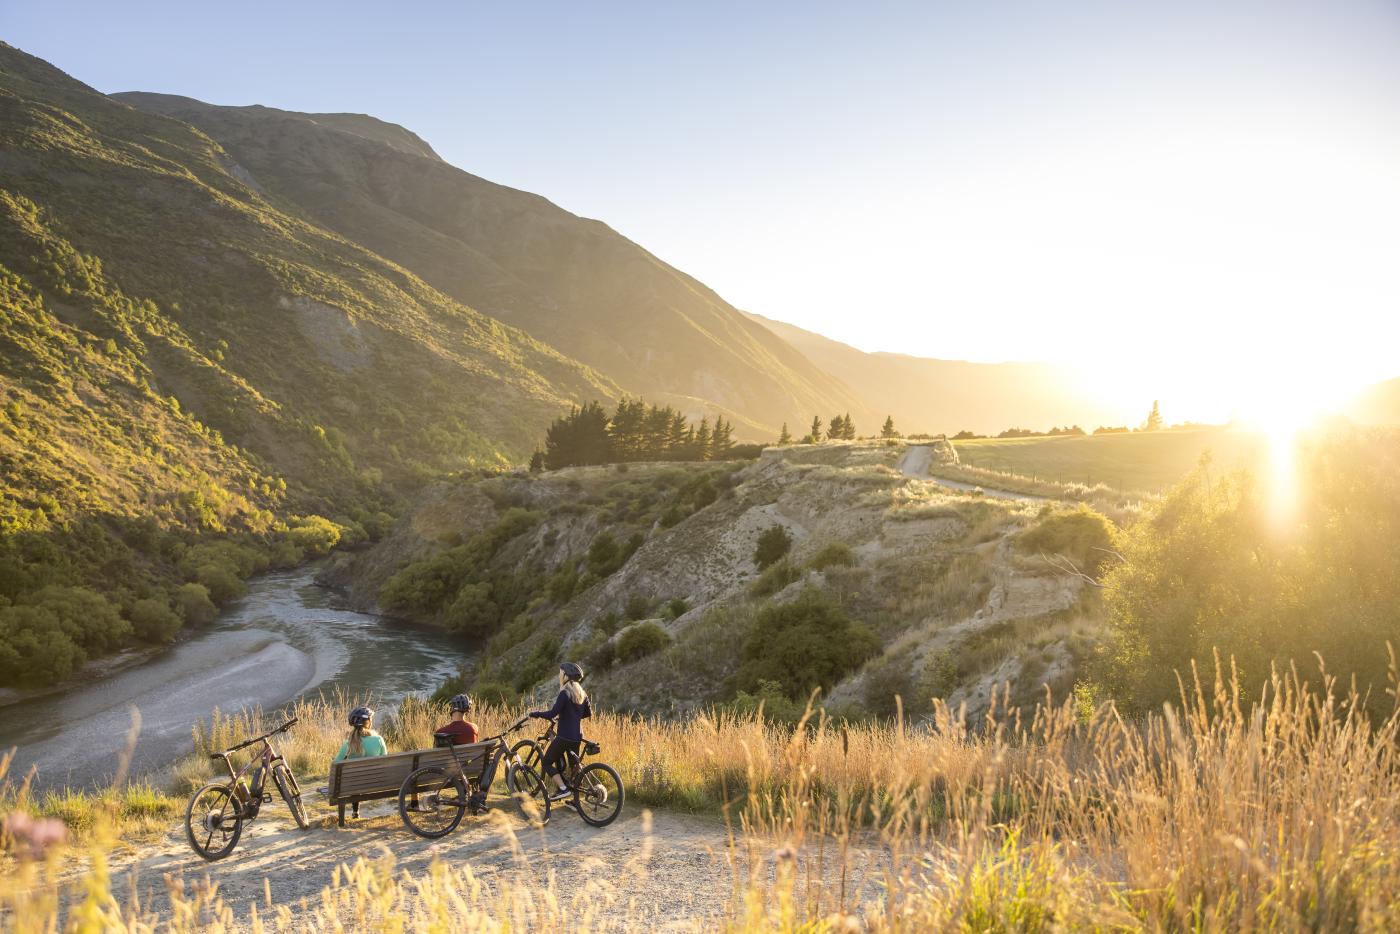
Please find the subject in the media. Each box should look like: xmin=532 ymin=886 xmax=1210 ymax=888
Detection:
xmin=328 ymin=741 xmax=493 ymax=827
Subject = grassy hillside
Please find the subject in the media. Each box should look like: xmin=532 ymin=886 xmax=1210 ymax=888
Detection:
xmin=748 ymin=311 xmax=1133 ymax=435
xmin=326 ymin=442 xmax=1102 ymax=724
xmin=0 ymin=43 xmax=618 ymax=684
xmin=116 ymin=92 xmax=872 ymax=438
xmin=952 ymin=427 xmax=1269 ymax=494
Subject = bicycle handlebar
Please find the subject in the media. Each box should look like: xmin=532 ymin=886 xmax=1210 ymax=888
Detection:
xmin=223 ymin=717 xmax=298 ymax=753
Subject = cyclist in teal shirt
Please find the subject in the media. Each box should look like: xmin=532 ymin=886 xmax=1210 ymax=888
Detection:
xmin=334 ymin=706 xmax=388 ymax=761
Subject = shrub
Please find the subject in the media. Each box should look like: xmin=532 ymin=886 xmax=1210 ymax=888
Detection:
xmin=754 ymin=526 xmax=793 ymax=569
xmin=441 ymin=582 xmax=498 ymax=637
xmin=285 ymin=514 xmax=343 ymax=557
xmin=917 ymin=650 xmax=959 ymax=703
xmin=664 ymin=596 xmax=690 ymax=620
xmin=736 ymin=589 xmax=881 ymax=699
xmin=586 ymin=638 xmax=617 ymax=672
xmin=723 ymin=678 xmax=805 ymax=723
xmin=863 ymin=654 xmax=914 ymax=718
xmin=807 ymin=542 xmax=855 ymax=571
xmin=624 ymin=592 xmax=653 ymax=621
xmin=1017 ymin=507 xmax=1116 ymax=577
xmin=195 ymin=563 xmax=246 ymax=605
xmin=616 ymin=622 xmax=671 ymax=663
xmin=587 ymin=533 xmax=619 ymax=575
xmin=174 ymin=582 xmax=218 ymax=625
xmin=751 ymin=560 xmax=801 ymax=597
xmin=130 ymin=598 xmax=182 ymax=642
xmin=546 ymin=565 xmax=579 ymax=603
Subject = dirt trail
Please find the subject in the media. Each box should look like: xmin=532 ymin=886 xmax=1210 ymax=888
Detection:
xmin=69 ymin=798 xmax=888 ymax=929
xmin=899 ymin=445 xmax=1047 ymax=502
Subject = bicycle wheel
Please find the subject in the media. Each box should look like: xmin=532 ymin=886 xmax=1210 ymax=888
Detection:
xmin=572 ymin=763 xmax=624 ymax=827
xmin=506 ymin=740 xmax=543 ymax=792
xmin=399 ymin=766 xmax=467 ymax=839
xmin=509 ymin=764 xmax=551 ymax=828
xmin=185 ymin=783 xmax=243 ymax=860
xmin=272 ymin=764 xmax=309 ymax=830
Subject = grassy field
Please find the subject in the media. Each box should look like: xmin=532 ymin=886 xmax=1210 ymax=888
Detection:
xmin=953 ymin=427 xmax=1269 ymax=494
xmin=5 ymin=674 xmax=1400 ymax=930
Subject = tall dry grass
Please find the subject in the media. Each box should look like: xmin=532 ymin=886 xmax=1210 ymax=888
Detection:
xmin=5 ymin=663 xmax=1400 ymax=930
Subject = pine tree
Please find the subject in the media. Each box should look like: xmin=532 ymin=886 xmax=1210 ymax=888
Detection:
xmin=827 ymin=414 xmax=844 ymax=442
xmin=695 ymin=416 xmax=712 ymax=462
xmin=881 ymin=415 xmax=898 ymax=439
xmin=711 ymin=417 xmax=734 ymax=459
xmin=1146 ymin=400 xmax=1164 ymax=432
xmin=842 ymin=412 xmax=857 ymax=440
xmin=778 ymin=422 xmax=792 ymax=445
xmin=529 ymin=449 xmax=545 ymax=473
xmin=668 ymin=410 xmax=690 ymax=456
xmin=544 ymin=401 xmax=612 ymax=469
xmin=808 ymin=416 xmax=823 ymax=444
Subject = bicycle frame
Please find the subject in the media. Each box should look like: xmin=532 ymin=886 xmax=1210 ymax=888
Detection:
xmin=210 ymin=723 xmax=293 ymax=819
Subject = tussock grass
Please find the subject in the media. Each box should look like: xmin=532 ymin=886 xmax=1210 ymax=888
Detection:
xmin=6 ymin=665 xmax=1400 ymax=930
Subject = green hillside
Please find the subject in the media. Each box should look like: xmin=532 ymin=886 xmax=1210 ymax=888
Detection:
xmin=0 ymin=43 xmax=618 ymax=684
xmin=116 ymin=92 xmax=870 ymax=438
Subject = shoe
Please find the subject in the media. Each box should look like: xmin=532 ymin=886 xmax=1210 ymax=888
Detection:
xmin=547 ymin=789 xmax=571 ymax=802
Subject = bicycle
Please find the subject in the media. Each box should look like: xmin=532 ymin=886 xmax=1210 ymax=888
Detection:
xmin=509 ymin=721 xmax=624 ymax=827
xmin=185 ymin=717 xmax=307 ymax=860
xmin=398 ymin=715 xmax=552 ymax=838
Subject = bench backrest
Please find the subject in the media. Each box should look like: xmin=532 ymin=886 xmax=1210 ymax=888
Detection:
xmin=329 ymin=741 xmax=493 ymax=802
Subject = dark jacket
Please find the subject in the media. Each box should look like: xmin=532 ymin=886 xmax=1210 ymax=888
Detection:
xmin=530 ymin=689 xmax=593 ymax=741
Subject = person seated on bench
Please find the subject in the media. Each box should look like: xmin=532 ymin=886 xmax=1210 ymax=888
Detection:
xmin=334 ymin=706 xmax=387 ymax=761
xmin=434 ymin=694 xmax=479 ymax=746
xmin=529 ymin=662 xmax=592 ymax=801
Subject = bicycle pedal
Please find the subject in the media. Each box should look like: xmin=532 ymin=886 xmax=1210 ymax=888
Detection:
xmin=263 ymin=793 xmax=273 ymax=803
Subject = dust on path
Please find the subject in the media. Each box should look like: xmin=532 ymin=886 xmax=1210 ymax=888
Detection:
xmin=899 ymin=445 xmax=1047 ymax=502
xmin=76 ymin=798 xmax=889 ymax=930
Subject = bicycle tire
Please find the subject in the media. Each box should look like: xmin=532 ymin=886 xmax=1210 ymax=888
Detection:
xmin=572 ymin=763 xmax=624 ymax=827
xmin=509 ymin=764 xmax=551 ymax=828
xmin=185 ymin=782 xmax=244 ymax=860
xmin=399 ymin=766 xmax=468 ymax=839
xmin=507 ymin=739 xmax=544 ymax=792
xmin=272 ymin=763 xmax=309 ymax=830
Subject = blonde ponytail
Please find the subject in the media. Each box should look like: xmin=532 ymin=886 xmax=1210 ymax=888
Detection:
xmin=564 ymin=680 xmax=587 ymax=705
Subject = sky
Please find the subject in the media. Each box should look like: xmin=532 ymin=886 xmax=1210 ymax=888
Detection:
xmin=6 ymin=0 xmax=1400 ymax=422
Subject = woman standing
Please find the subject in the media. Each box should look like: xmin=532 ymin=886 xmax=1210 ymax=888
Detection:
xmin=529 ymin=663 xmax=592 ymax=800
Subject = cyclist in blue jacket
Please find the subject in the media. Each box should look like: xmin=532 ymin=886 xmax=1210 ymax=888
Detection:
xmin=529 ymin=662 xmax=592 ymax=800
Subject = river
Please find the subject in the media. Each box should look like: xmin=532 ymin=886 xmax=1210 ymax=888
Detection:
xmin=0 ymin=566 xmax=472 ymax=791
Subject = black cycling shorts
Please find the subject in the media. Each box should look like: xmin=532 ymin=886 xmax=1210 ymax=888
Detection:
xmin=541 ymin=737 xmax=581 ymax=777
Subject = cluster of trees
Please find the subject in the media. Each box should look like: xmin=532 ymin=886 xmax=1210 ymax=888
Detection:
xmin=779 ymin=413 xmax=865 ymax=445
xmin=1094 ymin=429 xmax=1400 ymax=718
xmin=539 ymin=401 xmax=742 ymax=470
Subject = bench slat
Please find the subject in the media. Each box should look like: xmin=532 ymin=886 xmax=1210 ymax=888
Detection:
xmin=328 ymin=742 xmax=491 ymax=805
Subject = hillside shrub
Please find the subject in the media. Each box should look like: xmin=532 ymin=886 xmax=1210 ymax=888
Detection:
xmin=129 ymin=598 xmax=182 ymax=642
xmin=616 ymin=622 xmax=671 ymax=663
xmin=1017 ymin=507 xmax=1116 ymax=576
xmin=664 ymin=596 xmax=690 ymax=620
xmin=195 ymin=563 xmax=246 ymax=605
xmin=807 ymin=542 xmax=855 ymax=571
xmin=723 ymin=678 xmax=805 ymax=723
xmin=284 ymin=514 xmax=342 ymax=557
xmin=736 ymin=588 xmax=881 ymax=699
xmin=624 ymin=593 xmax=653 ymax=621
xmin=586 ymin=637 xmax=617 ymax=673
xmin=751 ymin=560 xmax=801 ymax=597
xmin=863 ymin=654 xmax=914 ymax=718
xmin=442 ymin=582 xmax=497 ymax=637
xmin=174 ymin=583 xmax=218 ymax=625
xmin=754 ymin=526 xmax=793 ymax=569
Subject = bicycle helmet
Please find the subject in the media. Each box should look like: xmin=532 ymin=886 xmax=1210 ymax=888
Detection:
xmin=348 ymin=705 xmax=373 ymax=727
xmin=560 ymin=661 xmax=585 ymax=683
xmin=449 ymin=693 xmax=473 ymax=714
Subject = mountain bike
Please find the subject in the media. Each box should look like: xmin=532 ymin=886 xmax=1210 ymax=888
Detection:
xmin=509 ymin=723 xmax=624 ymax=827
xmin=185 ymin=718 xmax=307 ymax=860
xmin=398 ymin=715 xmax=551 ymax=838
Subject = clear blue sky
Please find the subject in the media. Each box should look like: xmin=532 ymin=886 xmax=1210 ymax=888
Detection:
xmin=7 ymin=0 xmax=1400 ymax=412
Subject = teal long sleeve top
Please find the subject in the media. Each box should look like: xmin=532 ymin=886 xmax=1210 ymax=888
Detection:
xmin=333 ymin=733 xmax=387 ymax=761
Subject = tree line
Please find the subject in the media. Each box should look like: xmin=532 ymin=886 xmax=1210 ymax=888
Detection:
xmin=539 ymin=400 xmax=741 ymax=470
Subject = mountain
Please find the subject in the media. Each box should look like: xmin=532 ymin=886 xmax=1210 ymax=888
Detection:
xmin=115 ymin=92 xmax=871 ymax=437
xmin=747 ymin=313 xmax=1128 ymax=435
xmin=0 ymin=42 xmax=620 ymax=683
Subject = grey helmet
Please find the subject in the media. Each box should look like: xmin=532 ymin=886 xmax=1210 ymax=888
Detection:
xmin=449 ymin=693 xmax=473 ymax=714
xmin=348 ymin=705 xmax=374 ymax=727
xmin=560 ymin=662 xmax=585 ymax=683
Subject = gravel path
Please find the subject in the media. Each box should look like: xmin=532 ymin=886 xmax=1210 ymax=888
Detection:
xmin=899 ymin=445 xmax=1047 ymax=502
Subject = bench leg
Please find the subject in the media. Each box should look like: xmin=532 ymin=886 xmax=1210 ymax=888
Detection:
xmin=352 ymin=801 xmax=360 ymax=819
xmin=338 ymin=803 xmax=345 ymax=828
